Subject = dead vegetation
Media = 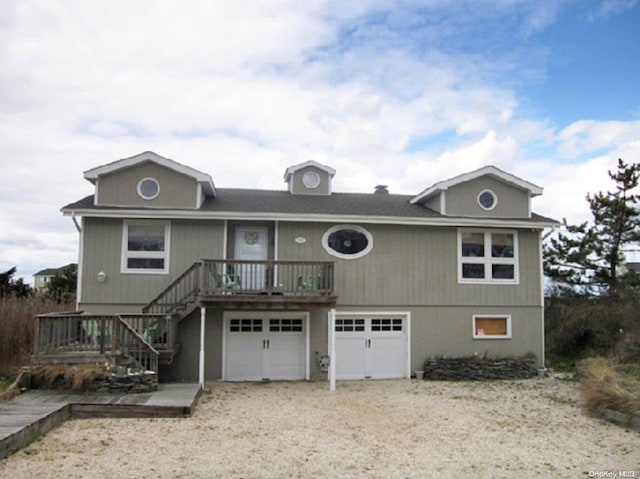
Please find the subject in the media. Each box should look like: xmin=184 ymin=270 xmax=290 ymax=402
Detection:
xmin=31 ymin=364 xmax=106 ymax=391
xmin=578 ymin=356 xmax=640 ymax=416
xmin=0 ymin=295 xmax=74 ymax=377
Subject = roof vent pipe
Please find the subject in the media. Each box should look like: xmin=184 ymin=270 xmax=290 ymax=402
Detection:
xmin=374 ymin=185 xmax=389 ymax=195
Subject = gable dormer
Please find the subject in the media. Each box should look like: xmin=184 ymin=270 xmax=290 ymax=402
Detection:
xmin=84 ymin=151 xmax=215 ymax=209
xmin=410 ymin=165 xmax=543 ymax=218
xmin=284 ymin=160 xmax=336 ymax=196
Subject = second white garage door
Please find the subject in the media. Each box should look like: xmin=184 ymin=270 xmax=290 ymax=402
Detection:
xmin=334 ymin=313 xmax=410 ymax=380
xmin=224 ymin=313 xmax=309 ymax=381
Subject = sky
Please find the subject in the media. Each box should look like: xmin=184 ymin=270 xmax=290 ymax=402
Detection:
xmin=1 ymin=0 xmax=639 ymax=282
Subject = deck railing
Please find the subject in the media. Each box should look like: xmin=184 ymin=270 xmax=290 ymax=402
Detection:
xmin=113 ymin=317 xmax=159 ymax=373
xmin=120 ymin=314 xmax=177 ymax=352
xmin=201 ymin=259 xmax=335 ymax=297
xmin=144 ymin=259 xmax=335 ymax=315
xmin=34 ymin=313 xmax=163 ymax=373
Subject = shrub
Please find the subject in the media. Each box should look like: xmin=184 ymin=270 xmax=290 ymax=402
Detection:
xmin=545 ymin=293 xmax=640 ymax=361
xmin=578 ymin=357 xmax=640 ymax=416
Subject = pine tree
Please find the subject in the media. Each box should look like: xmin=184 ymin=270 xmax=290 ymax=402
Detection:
xmin=0 ymin=266 xmax=32 ymax=298
xmin=544 ymin=159 xmax=640 ymax=295
xmin=47 ymin=264 xmax=77 ymax=303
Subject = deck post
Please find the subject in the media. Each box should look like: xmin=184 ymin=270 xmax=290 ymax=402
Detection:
xmin=198 ymin=306 xmax=206 ymax=389
xmin=33 ymin=316 xmax=40 ymax=355
xmin=328 ymin=308 xmax=336 ymax=392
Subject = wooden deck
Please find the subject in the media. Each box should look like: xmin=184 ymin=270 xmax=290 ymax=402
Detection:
xmin=0 ymin=384 xmax=201 ymax=459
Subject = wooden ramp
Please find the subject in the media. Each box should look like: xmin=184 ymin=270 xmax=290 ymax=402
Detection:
xmin=0 ymin=384 xmax=201 ymax=459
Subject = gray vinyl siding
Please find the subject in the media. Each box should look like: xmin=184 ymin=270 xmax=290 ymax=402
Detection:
xmin=165 ymin=304 xmax=544 ymax=381
xmin=277 ymin=222 xmax=542 ymax=308
xmin=79 ymin=217 xmax=225 ymax=311
xmin=424 ymin=193 xmax=442 ymax=214
xmin=160 ymin=309 xmax=224 ymax=382
xmin=410 ymin=306 xmax=543 ymax=367
xmin=96 ymin=161 xmax=200 ymax=209
xmin=289 ymin=166 xmax=332 ymax=196
xmin=445 ymin=177 xmax=530 ymax=218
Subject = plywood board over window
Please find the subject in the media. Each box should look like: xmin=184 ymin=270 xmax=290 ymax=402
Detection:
xmin=473 ymin=315 xmax=511 ymax=339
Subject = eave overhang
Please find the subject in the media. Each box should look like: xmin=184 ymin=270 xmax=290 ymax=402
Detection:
xmin=61 ymin=206 xmax=559 ymax=229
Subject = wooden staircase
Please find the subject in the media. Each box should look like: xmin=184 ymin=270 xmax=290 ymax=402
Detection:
xmin=32 ymin=313 xmax=176 ymax=377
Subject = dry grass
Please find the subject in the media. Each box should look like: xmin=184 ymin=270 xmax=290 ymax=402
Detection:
xmin=0 ymin=295 xmax=72 ymax=377
xmin=578 ymin=356 xmax=640 ymax=416
xmin=31 ymin=364 xmax=106 ymax=391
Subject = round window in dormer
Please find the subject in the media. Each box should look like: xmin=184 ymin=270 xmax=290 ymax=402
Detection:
xmin=137 ymin=178 xmax=160 ymax=200
xmin=302 ymin=171 xmax=321 ymax=189
xmin=477 ymin=189 xmax=497 ymax=210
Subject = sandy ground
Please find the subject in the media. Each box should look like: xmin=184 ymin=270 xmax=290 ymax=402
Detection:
xmin=0 ymin=377 xmax=638 ymax=479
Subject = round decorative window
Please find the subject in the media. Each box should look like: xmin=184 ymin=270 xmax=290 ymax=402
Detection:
xmin=477 ymin=190 xmax=497 ymax=210
xmin=302 ymin=171 xmax=321 ymax=189
xmin=137 ymin=178 xmax=160 ymax=200
xmin=322 ymin=225 xmax=373 ymax=259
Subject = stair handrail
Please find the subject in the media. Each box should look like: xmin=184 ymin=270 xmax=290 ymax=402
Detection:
xmin=143 ymin=261 xmax=201 ymax=314
xmin=114 ymin=315 xmax=159 ymax=374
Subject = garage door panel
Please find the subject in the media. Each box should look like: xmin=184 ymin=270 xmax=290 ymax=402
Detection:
xmin=369 ymin=337 xmax=405 ymax=379
xmin=226 ymin=334 xmax=264 ymax=381
xmin=336 ymin=337 xmax=367 ymax=379
xmin=265 ymin=334 xmax=305 ymax=380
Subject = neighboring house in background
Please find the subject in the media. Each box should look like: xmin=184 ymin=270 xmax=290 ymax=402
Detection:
xmin=624 ymin=262 xmax=640 ymax=274
xmin=51 ymin=151 xmax=557 ymax=383
xmin=33 ymin=264 xmax=75 ymax=293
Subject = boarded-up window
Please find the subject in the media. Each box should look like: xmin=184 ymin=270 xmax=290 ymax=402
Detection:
xmin=473 ymin=315 xmax=511 ymax=338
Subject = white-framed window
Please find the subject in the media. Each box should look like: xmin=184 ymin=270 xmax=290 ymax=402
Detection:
xmin=322 ymin=225 xmax=373 ymax=260
xmin=121 ymin=220 xmax=170 ymax=274
xmin=137 ymin=177 xmax=160 ymax=200
xmin=458 ymin=229 xmax=518 ymax=284
xmin=473 ymin=314 xmax=512 ymax=339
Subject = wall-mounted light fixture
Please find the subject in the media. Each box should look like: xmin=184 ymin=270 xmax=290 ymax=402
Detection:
xmin=97 ymin=271 xmax=107 ymax=283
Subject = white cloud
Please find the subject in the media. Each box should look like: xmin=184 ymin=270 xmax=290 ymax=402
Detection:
xmin=0 ymin=0 xmax=638 ymax=280
xmin=587 ymin=0 xmax=638 ymax=21
xmin=557 ymin=120 xmax=640 ymax=158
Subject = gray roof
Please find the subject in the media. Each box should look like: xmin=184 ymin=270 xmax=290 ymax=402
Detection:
xmin=34 ymin=264 xmax=76 ymax=277
xmin=63 ymin=188 xmax=557 ymax=225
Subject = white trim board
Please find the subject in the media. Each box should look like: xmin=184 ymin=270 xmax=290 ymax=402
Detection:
xmin=64 ymin=208 xmax=558 ymax=229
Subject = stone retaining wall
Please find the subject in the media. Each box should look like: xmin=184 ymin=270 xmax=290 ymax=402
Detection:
xmin=87 ymin=372 xmax=157 ymax=393
xmin=597 ymin=407 xmax=640 ymax=432
xmin=421 ymin=356 xmax=539 ymax=380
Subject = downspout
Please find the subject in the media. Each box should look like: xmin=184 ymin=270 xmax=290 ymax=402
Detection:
xmin=199 ymin=306 xmax=206 ymax=389
xmin=71 ymin=212 xmax=82 ymax=233
xmin=72 ymin=213 xmax=83 ymax=310
xmin=328 ymin=308 xmax=336 ymax=392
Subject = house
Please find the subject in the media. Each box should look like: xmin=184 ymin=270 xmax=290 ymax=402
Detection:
xmin=39 ymin=151 xmax=557 ymax=384
xmin=33 ymin=264 xmax=75 ymax=293
xmin=624 ymin=262 xmax=640 ymax=274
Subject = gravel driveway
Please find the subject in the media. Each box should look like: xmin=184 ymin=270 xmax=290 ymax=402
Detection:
xmin=1 ymin=377 xmax=638 ymax=478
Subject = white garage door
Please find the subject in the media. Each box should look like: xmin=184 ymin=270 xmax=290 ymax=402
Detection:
xmin=224 ymin=314 xmax=308 ymax=381
xmin=335 ymin=315 xmax=409 ymax=380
